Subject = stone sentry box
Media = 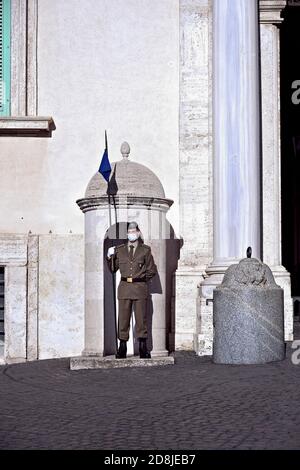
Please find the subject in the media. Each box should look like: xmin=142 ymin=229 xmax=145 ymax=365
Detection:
xmin=213 ymin=252 xmax=286 ymax=364
xmin=70 ymin=142 xmax=175 ymax=369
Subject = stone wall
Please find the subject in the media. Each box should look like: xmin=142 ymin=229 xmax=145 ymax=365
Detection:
xmin=0 ymin=0 xmax=180 ymax=237
xmin=0 ymin=234 xmax=84 ymax=363
xmin=38 ymin=235 xmax=84 ymax=359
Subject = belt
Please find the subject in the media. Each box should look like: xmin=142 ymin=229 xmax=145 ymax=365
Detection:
xmin=121 ymin=277 xmax=146 ymax=283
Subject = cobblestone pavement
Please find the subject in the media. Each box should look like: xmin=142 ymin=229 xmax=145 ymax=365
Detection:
xmin=1 ymin=327 xmax=300 ymax=450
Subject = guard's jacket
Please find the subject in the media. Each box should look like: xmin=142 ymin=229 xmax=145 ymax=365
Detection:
xmin=107 ymin=239 xmax=157 ymax=299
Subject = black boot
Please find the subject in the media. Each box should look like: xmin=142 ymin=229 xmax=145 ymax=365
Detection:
xmin=116 ymin=340 xmax=127 ymax=359
xmin=139 ymin=338 xmax=151 ymax=359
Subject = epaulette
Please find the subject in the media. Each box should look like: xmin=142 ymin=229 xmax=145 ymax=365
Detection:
xmin=143 ymin=244 xmax=151 ymax=250
xmin=116 ymin=243 xmax=127 ymax=250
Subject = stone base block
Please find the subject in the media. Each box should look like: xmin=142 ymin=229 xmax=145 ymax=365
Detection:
xmin=272 ymin=266 xmax=294 ymax=341
xmin=5 ymin=357 xmax=27 ymax=364
xmin=70 ymin=354 xmax=175 ymax=370
xmin=194 ymin=333 xmax=212 ymax=356
xmin=213 ymin=287 xmax=285 ymax=364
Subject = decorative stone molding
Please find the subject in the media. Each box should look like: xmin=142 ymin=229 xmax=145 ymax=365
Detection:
xmin=26 ymin=0 xmax=38 ymax=116
xmin=11 ymin=0 xmax=38 ymax=115
xmin=0 ymin=117 xmax=55 ymax=136
xmin=11 ymin=0 xmax=27 ymax=116
xmin=27 ymin=234 xmax=39 ymax=361
xmin=0 ymin=234 xmax=28 ymax=363
xmin=0 ymin=234 xmax=27 ymax=266
xmin=259 ymin=0 xmax=287 ymax=24
xmin=76 ymin=196 xmax=173 ymax=214
xmin=287 ymin=0 xmax=300 ymax=6
xmin=4 ymin=1 xmax=56 ymax=136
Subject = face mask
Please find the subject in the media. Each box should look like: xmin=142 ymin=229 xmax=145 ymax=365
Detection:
xmin=128 ymin=233 xmax=138 ymax=242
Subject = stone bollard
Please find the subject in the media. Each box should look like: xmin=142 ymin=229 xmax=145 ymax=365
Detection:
xmin=213 ymin=252 xmax=285 ymax=364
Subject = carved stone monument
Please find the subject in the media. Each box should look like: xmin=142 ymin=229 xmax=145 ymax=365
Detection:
xmin=213 ymin=250 xmax=286 ymax=364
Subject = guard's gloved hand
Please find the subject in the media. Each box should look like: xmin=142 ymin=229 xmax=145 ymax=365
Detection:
xmin=107 ymin=246 xmax=115 ymax=258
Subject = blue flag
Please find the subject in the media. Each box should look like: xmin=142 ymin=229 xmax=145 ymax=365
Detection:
xmin=98 ymin=130 xmax=111 ymax=182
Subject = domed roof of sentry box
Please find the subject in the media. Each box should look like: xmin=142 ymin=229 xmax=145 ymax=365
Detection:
xmin=85 ymin=142 xmax=166 ymax=199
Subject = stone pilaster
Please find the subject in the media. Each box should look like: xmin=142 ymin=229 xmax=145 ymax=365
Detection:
xmin=176 ymin=0 xmax=213 ymax=351
xmin=0 ymin=235 xmax=28 ymax=363
xmin=260 ymin=0 xmax=293 ymax=341
xmin=27 ymin=234 xmax=39 ymax=360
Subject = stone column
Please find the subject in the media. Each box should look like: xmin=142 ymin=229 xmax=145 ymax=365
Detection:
xmin=260 ymin=0 xmax=293 ymax=341
xmin=196 ymin=0 xmax=263 ymax=355
xmin=213 ymin=0 xmax=261 ymax=262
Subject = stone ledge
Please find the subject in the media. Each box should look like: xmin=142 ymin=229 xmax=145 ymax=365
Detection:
xmin=0 ymin=116 xmax=56 ymax=137
xmin=76 ymin=196 xmax=173 ymax=213
xmin=259 ymin=0 xmax=287 ymax=24
xmin=70 ymin=354 xmax=175 ymax=370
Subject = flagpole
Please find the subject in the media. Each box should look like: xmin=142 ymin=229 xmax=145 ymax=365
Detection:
xmin=104 ymin=130 xmax=112 ymax=228
xmin=109 ymin=191 xmax=118 ymax=355
xmin=108 ymin=193 xmax=112 ymax=228
xmin=105 ymin=131 xmax=118 ymax=356
xmin=111 ymin=196 xmax=118 ymax=356
xmin=110 ymin=203 xmax=118 ymax=354
xmin=99 ymin=129 xmax=118 ymax=355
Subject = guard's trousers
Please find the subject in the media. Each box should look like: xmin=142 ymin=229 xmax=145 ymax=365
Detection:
xmin=118 ymin=299 xmax=147 ymax=341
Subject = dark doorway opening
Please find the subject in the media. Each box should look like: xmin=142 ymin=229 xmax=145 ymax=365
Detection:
xmin=280 ymin=3 xmax=300 ymax=322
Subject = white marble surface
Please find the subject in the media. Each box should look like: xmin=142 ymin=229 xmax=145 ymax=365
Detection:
xmin=83 ymin=210 xmax=106 ymax=356
xmin=38 ymin=235 xmax=84 ymax=359
xmin=261 ymin=23 xmax=281 ymax=267
xmin=0 ymin=235 xmax=28 ymax=362
xmin=213 ymin=0 xmax=261 ymax=260
xmin=0 ymin=234 xmax=27 ymax=266
xmin=27 ymin=234 xmax=39 ymax=360
xmin=4 ymin=266 xmax=27 ymax=361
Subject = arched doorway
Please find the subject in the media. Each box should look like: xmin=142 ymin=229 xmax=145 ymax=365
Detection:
xmin=103 ymin=221 xmax=181 ymax=356
xmin=103 ymin=222 xmax=136 ymax=356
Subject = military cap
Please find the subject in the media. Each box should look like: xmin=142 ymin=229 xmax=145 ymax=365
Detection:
xmin=127 ymin=221 xmax=140 ymax=231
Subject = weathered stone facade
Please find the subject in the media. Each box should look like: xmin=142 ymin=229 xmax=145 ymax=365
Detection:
xmin=0 ymin=0 xmax=294 ymax=363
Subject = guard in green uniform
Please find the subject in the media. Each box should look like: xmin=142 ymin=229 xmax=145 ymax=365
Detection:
xmin=107 ymin=222 xmax=157 ymax=359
